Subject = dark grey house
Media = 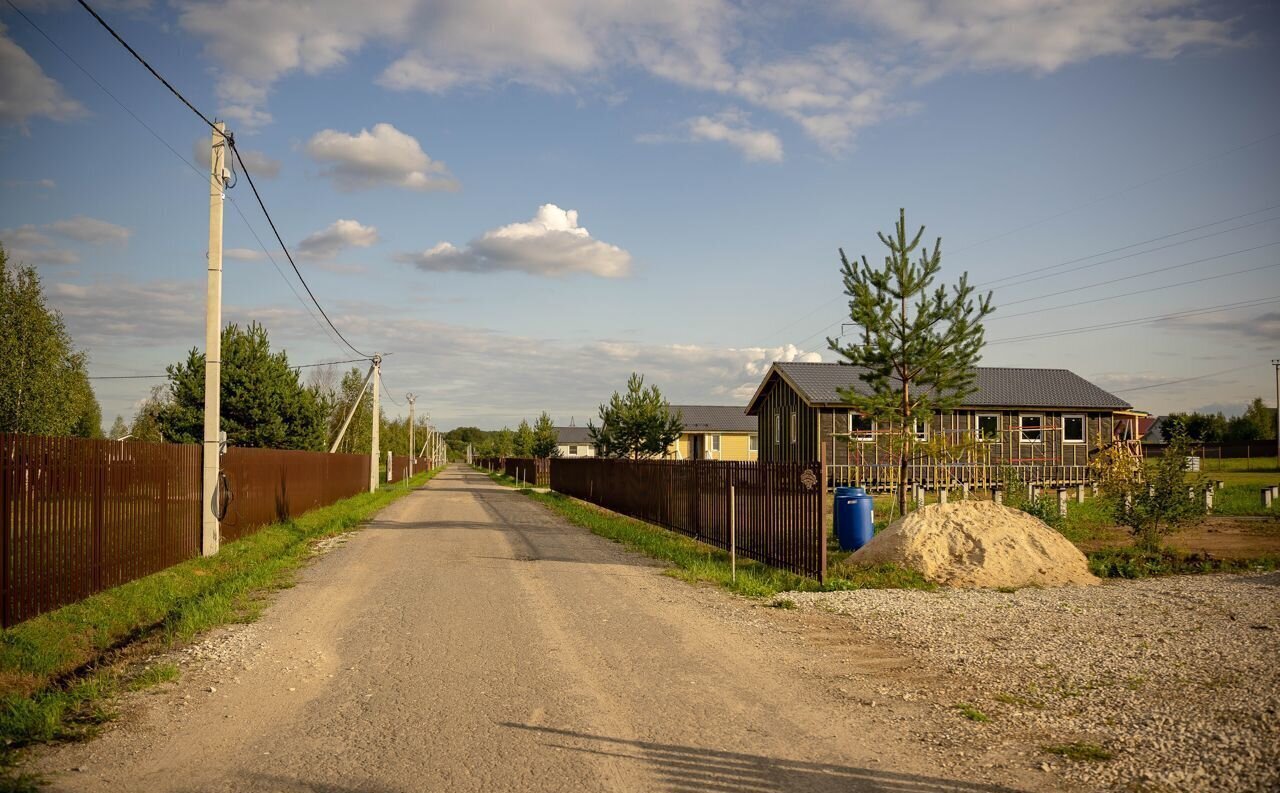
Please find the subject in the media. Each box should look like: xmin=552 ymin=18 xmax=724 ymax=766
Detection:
xmin=744 ymin=362 xmax=1140 ymax=476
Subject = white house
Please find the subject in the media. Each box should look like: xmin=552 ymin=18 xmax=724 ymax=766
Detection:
xmin=555 ymin=426 xmax=596 ymax=458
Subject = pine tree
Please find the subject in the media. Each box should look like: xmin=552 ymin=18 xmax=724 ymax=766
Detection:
xmin=108 ymin=415 xmax=129 ymax=440
xmin=829 ymin=209 xmax=994 ymax=514
xmin=532 ymin=411 xmax=560 ymax=458
xmin=589 ymin=373 xmax=683 ymax=459
xmin=514 ymin=419 xmax=535 ymax=456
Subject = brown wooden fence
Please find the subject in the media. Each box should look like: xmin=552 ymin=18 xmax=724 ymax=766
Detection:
xmin=503 ymin=457 xmax=551 ymax=487
xmin=550 ymin=458 xmax=827 ymax=580
xmin=1 ymin=433 xmax=201 ymax=628
xmin=219 ymin=447 xmax=369 ymax=543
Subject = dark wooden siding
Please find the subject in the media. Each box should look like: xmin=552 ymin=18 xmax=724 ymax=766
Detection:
xmin=755 ymin=374 xmax=820 ymax=462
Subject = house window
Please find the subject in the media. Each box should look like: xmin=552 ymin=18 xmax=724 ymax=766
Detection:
xmin=849 ymin=412 xmax=875 ymax=442
xmin=773 ymin=413 xmax=780 ymax=445
xmin=569 ymin=445 xmax=578 ymax=456
xmin=790 ymin=411 xmax=797 ymax=444
xmin=707 ymin=434 xmax=721 ymax=457
xmin=976 ymin=413 xmax=999 ymax=442
xmin=1063 ymin=414 xmax=1085 ymax=444
xmin=748 ymin=434 xmax=758 ymax=452
xmin=914 ymin=417 xmax=928 ymax=442
xmin=1020 ymin=413 xmax=1043 ymax=444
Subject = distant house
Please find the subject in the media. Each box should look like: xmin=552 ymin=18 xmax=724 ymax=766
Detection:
xmin=555 ymin=426 xmax=595 ymax=458
xmin=666 ymin=405 xmax=758 ymax=461
xmin=1140 ymin=415 xmax=1166 ymax=446
xmin=744 ymin=362 xmax=1140 ymax=472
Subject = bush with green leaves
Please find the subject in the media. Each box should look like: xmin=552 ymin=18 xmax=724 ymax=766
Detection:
xmin=999 ymin=467 xmax=1063 ymax=528
xmin=1099 ymin=429 xmax=1205 ymax=551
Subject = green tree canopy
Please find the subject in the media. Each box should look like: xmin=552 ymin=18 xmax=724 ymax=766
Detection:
xmin=828 ymin=209 xmax=994 ymax=513
xmin=532 ymin=411 xmax=560 ymax=458
xmin=156 ymin=322 xmax=328 ymax=450
xmin=1226 ymin=398 xmax=1276 ymax=442
xmin=108 ymin=415 xmax=129 ymax=440
xmin=1162 ymin=412 xmax=1227 ymax=443
xmin=514 ymin=419 xmax=534 ymax=456
xmin=0 ymin=244 xmax=102 ymax=437
xmin=589 ymin=373 xmax=683 ymax=459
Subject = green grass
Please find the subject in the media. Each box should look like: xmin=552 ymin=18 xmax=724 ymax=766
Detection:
xmin=1041 ymin=741 xmax=1113 ymax=762
xmin=993 ymin=692 xmax=1046 ymax=710
xmin=0 ymin=467 xmax=440 ymax=758
xmin=953 ymin=702 xmax=990 ymax=722
xmin=1086 ymin=546 xmax=1280 ymax=578
xmin=127 ymin=662 xmax=179 ymax=692
xmin=479 ymin=467 xmax=934 ymax=597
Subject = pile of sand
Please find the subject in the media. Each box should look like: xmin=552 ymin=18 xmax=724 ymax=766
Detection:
xmin=849 ymin=500 xmax=1099 ymax=588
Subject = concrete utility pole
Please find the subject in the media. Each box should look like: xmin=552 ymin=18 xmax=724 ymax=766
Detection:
xmin=1273 ymin=359 xmax=1279 ymax=469
xmin=406 ymin=393 xmax=416 ymax=477
xmin=370 ymin=354 xmax=381 ymax=493
xmin=202 ymin=121 xmax=230 ymax=557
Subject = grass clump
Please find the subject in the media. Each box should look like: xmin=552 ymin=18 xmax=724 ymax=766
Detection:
xmin=768 ymin=598 xmax=797 ymax=610
xmin=993 ymin=692 xmax=1045 ymax=709
xmin=1087 ymin=547 xmax=1280 ymax=578
xmin=1041 ymin=741 xmax=1113 ymax=762
xmin=128 ymin=663 xmax=180 ymax=692
xmin=953 ymin=703 xmax=990 ymax=722
xmin=0 ymin=468 xmax=440 ymax=756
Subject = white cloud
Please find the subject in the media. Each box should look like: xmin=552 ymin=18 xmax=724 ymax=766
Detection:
xmin=192 ymin=139 xmax=281 ymax=178
xmin=224 ymin=247 xmax=265 ymax=261
xmin=1157 ymin=310 xmax=1280 ymax=345
xmin=397 ymin=204 xmax=630 ymax=278
xmin=3 ymin=178 xmax=56 ymax=190
xmin=296 ymin=219 xmax=379 ymax=259
xmin=46 ymin=215 xmax=131 ymax=245
xmin=177 ymin=1 xmax=1240 ymax=152
xmin=643 ymin=109 xmax=784 ymax=162
xmin=0 ymin=21 xmax=86 ymax=127
xmin=304 ymin=123 xmax=458 ymax=192
xmin=0 ymin=224 xmax=77 ymax=265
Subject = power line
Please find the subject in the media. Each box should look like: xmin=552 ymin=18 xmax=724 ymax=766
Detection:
xmin=988 ymin=260 xmax=1280 ymax=322
xmin=72 ymin=0 xmax=372 ymax=360
xmin=1109 ymin=363 xmax=1258 ymax=394
xmin=87 ymin=374 xmax=169 ymax=380
xmin=948 ymin=128 xmax=1280 ymax=257
xmin=74 ymin=0 xmax=218 ymax=132
xmin=977 ymin=206 xmax=1280 ymax=288
xmin=377 ymin=372 xmax=402 ymax=406
xmin=985 ymin=295 xmax=1280 ymax=346
xmin=293 ymin=358 xmax=369 ymax=370
xmin=8 ymin=0 xmax=354 ymax=359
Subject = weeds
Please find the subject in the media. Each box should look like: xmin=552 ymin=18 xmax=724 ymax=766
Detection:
xmin=993 ymin=692 xmax=1045 ymax=710
xmin=1087 ymin=547 xmax=1280 ymax=578
xmin=953 ymin=702 xmax=990 ymax=722
xmin=128 ymin=663 xmax=180 ymax=692
xmin=769 ymin=598 xmax=797 ymax=610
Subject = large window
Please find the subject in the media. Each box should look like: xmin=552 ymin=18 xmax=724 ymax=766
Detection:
xmin=748 ymin=433 xmax=758 ymax=452
xmin=1063 ymin=414 xmax=1085 ymax=444
xmin=1020 ymin=413 xmax=1043 ymax=444
xmin=976 ymin=413 xmax=999 ymax=442
xmin=849 ymin=412 xmax=874 ymax=443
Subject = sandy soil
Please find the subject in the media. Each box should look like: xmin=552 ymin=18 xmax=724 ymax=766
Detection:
xmin=1079 ymin=517 xmax=1280 ymax=558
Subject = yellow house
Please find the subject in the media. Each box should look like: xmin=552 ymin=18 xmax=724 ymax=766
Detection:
xmin=666 ymin=405 xmax=758 ymax=461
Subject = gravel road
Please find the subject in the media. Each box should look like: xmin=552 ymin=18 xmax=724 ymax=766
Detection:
xmin=28 ymin=465 xmax=1053 ymax=792
xmin=786 ymin=572 xmax=1280 ymax=792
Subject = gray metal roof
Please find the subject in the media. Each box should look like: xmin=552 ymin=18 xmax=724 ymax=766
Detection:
xmin=670 ymin=405 xmax=756 ymax=433
xmin=555 ymin=426 xmax=593 ymax=444
xmin=748 ymin=362 xmax=1131 ymax=412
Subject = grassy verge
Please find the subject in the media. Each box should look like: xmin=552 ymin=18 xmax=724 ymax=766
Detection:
xmin=0 ymin=467 xmax=440 ymax=759
xmin=476 ymin=467 xmax=933 ymax=597
xmin=1086 ymin=546 xmax=1280 ymax=579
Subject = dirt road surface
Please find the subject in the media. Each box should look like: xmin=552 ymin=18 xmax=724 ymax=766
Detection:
xmin=31 ymin=466 xmax=1048 ymax=792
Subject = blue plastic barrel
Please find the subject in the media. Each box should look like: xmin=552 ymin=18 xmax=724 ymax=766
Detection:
xmin=833 ymin=487 xmax=865 ymax=539
xmin=835 ymin=491 xmax=871 ymax=551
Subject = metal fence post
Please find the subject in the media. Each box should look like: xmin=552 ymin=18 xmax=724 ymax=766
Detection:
xmin=729 ymin=484 xmax=736 ymax=584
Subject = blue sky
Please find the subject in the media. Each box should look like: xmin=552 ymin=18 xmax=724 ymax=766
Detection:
xmin=2 ymin=0 xmax=1278 ymax=430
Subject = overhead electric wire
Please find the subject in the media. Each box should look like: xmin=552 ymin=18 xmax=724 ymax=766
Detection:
xmin=1109 ymin=363 xmax=1259 ymax=394
xmin=948 ymin=128 xmax=1280 ymax=257
xmin=293 ymin=358 xmax=369 ymax=370
xmin=10 ymin=0 xmax=356 ymax=358
xmin=72 ymin=0 xmax=373 ymax=360
xmin=988 ymin=260 xmax=1280 ymax=322
xmin=985 ymin=295 xmax=1280 ymax=346
xmin=377 ymin=372 xmax=403 ymax=406
xmin=758 ymin=202 xmax=1280 ymax=348
xmin=87 ymin=374 xmax=170 ymax=380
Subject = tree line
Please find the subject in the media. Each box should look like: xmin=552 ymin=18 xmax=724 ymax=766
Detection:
xmin=1160 ymin=400 xmax=1276 ymax=443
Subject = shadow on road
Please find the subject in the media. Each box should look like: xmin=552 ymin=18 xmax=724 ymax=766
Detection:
xmin=501 ymin=723 xmax=1024 ymax=793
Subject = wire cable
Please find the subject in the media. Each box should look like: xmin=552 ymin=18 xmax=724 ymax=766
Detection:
xmin=985 ymin=295 xmax=1280 ymax=346
xmin=1109 ymin=363 xmax=1258 ymax=394
xmin=74 ymin=0 xmax=219 ymax=132
xmin=377 ymin=371 xmax=403 ymax=406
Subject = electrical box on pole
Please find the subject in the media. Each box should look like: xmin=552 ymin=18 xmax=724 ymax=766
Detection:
xmin=202 ymin=121 xmax=230 ymax=557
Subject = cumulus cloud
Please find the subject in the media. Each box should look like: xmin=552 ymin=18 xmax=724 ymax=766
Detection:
xmin=175 ymin=1 xmax=1239 ymax=152
xmin=46 ymin=215 xmax=131 ymax=245
xmin=304 ymin=123 xmax=458 ymax=192
xmin=642 ymin=109 xmax=784 ymax=161
xmin=0 ymin=21 xmax=86 ymax=127
xmin=192 ymin=139 xmax=281 ymax=178
xmin=396 ymin=204 xmax=630 ymax=278
xmin=0 ymin=224 xmax=77 ymax=265
xmin=224 ymin=247 xmax=265 ymax=261
xmin=296 ymin=219 xmax=379 ymax=259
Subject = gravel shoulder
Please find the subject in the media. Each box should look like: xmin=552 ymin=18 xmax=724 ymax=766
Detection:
xmin=785 ymin=573 xmax=1280 ymax=792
